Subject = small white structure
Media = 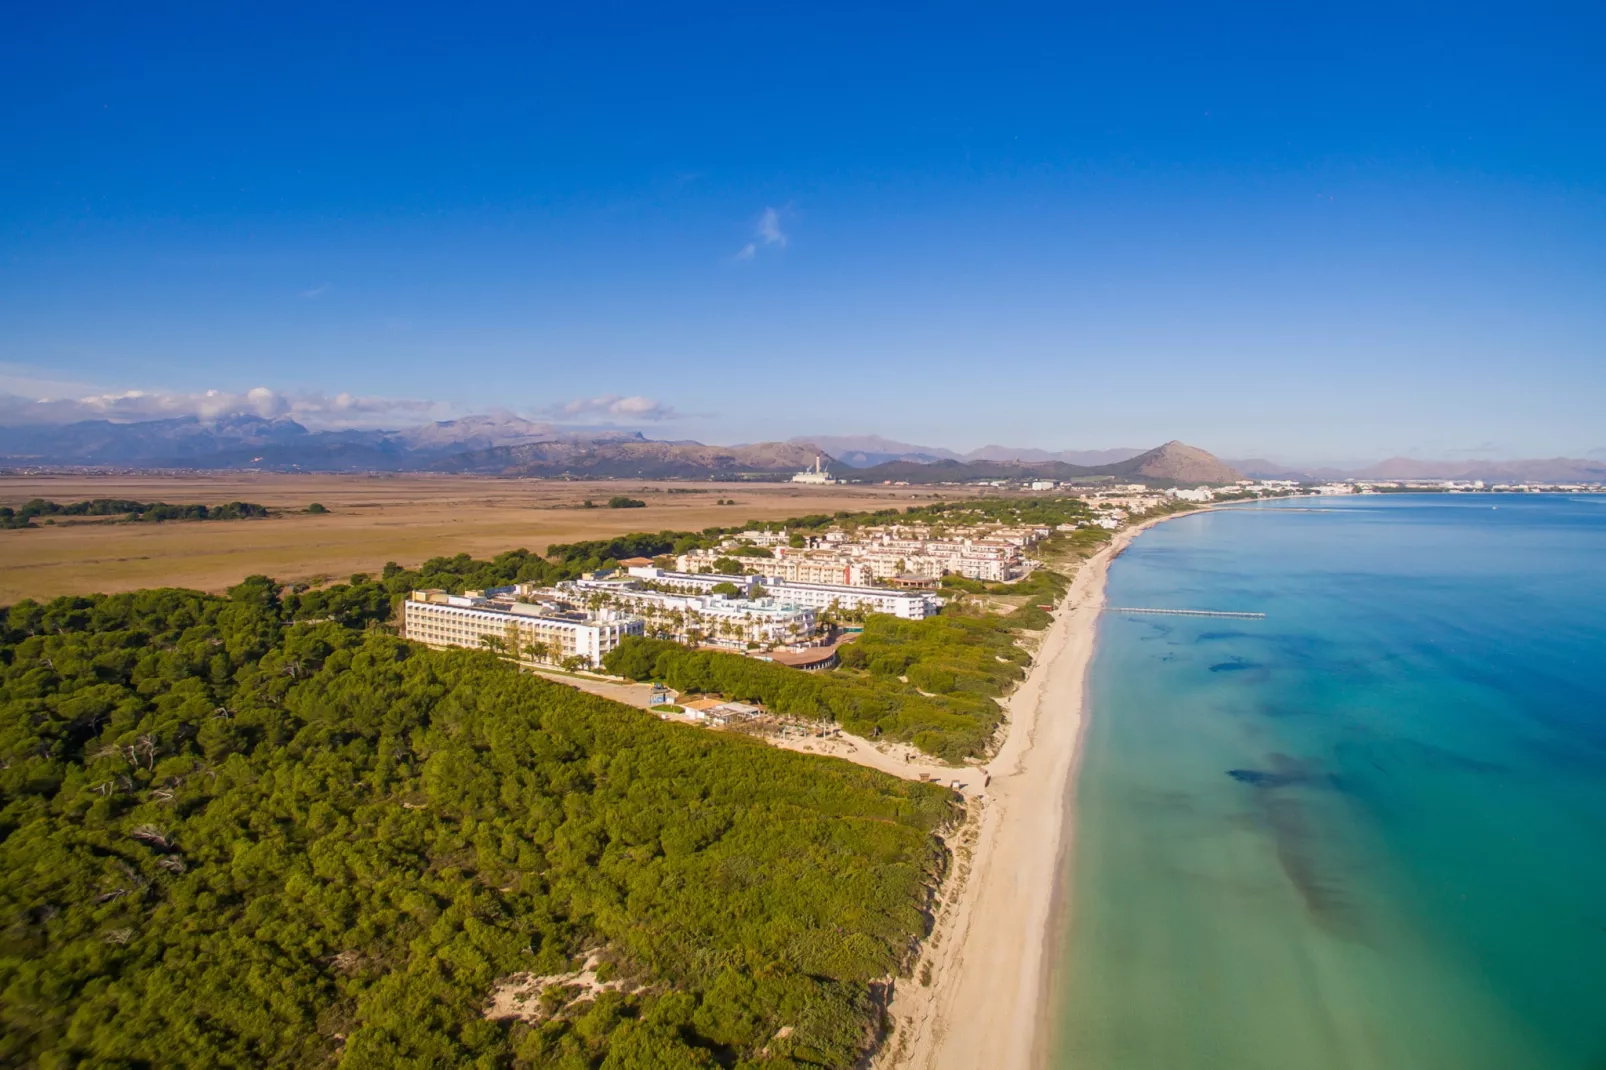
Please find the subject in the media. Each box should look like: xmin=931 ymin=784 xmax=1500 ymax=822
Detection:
xmin=791 ymin=455 xmax=836 ymax=484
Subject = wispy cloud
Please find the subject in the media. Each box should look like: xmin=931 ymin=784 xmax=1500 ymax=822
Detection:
xmin=733 ymin=205 xmax=790 ymax=262
xmin=298 ymin=284 xmax=332 ymax=299
xmin=1442 ymin=441 xmax=1506 ymax=456
xmin=540 ymin=394 xmax=682 ymax=422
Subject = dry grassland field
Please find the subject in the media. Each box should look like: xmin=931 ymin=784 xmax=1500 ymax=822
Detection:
xmin=0 ymin=473 xmax=968 ymax=604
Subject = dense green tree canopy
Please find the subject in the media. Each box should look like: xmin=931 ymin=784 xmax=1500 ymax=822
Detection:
xmin=0 ymin=498 xmax=271 ymax=528
xmin=0 ymin=586 xmax=954 ymax=1068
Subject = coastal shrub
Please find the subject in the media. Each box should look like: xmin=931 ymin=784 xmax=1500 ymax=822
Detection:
xmin=0 ymin=587 xmax=954 ymax=1068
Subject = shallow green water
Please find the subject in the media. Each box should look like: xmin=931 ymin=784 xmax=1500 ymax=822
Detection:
xmin=1053 ymin=495 xmax=1606 ymax=1070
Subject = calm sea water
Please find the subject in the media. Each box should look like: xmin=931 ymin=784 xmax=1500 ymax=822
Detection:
xmin=1053 ymin=494 xmax=1606 ymax=1070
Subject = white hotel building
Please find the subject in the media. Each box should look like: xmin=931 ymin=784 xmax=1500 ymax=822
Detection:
xmin=764 ymin=579 xmax=938 ymax=620
xmin=402 ymin=590 xmax=643 ymax=667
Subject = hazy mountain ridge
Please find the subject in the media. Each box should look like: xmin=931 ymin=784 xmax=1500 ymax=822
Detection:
xmin=850 ymin=441 xmax=1241 ymax=485
xmin=440 ymin=439 xmax=828 ymax=479
xmin=792 ymin=435 xmax=1146 ymax=468
xmin=1230 ymin=455 xmax=1606 ymax=482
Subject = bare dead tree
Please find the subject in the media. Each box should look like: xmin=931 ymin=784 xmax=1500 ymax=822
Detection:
xmin=129 ymin=825 xmax=173 ymax=850
xmin=114 ymin=861 xmax=147 ymax=890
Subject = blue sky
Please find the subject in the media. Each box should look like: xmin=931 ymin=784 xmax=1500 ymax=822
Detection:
xmin=2 ymin=2 xmax=1603 ymax=461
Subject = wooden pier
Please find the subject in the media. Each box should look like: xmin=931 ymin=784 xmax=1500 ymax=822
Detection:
xmin=1105 ymin=607 xmax=1266 ymax=619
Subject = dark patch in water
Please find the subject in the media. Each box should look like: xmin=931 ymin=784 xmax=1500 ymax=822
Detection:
xmin=1227 ymin=769 xmax=1295 ymax=787
xmin=1224 ymin=756 xmax=1369 ymax=940
xmin=1196 ymin=630 xmax=1252 ymax=642
xmin=1397 ymin=738 xmax=1509 ymax=776
xmin=1227 ymin=755 xmax=1370 ymax=941
xmin=1226 ymin=753 xmax=1322 ymax=789
xmin=1262 ymin=792 xmax=1367 ymax=942
xmin=1255 ymin=701 xmax=1313 ymax=719
xmin=1210 ymin=660 xmax=1259 ymax=673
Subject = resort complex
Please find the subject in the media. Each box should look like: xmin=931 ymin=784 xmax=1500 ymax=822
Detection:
xmin=396 ymin=507 xmax=1099 ymax=664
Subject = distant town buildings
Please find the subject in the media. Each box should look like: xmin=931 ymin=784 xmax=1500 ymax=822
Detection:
xmin=677 ymin=522 xmax=1046 ymax=587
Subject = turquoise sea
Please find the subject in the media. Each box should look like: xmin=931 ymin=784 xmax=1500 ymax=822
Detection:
xmin=1053 ymin=494 xmax=1606 ymax=1070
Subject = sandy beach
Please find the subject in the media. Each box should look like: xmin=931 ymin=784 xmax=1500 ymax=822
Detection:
xmin=877 ymin=514 xmax=1179 ymax=1070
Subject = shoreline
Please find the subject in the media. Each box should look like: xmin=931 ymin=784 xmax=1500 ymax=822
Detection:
xmin=875 ymin=508 xmax=1198 ymax=1070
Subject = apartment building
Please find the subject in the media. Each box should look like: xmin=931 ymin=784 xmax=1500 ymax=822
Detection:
xmin=765 ymin=580 xmax=939 ymax=620
xmin=759 ymin=554 xmax=875 ymax=586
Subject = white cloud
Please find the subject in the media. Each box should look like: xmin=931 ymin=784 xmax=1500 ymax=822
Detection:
xmin=541 ymin=394 xmax=681 ymax=422
xmin=757 ymin=206 xmax=788 ymax=248
xmin=732 ymin=205 xmax=790 ymax=262
xmin=0 ymin=373 xmax=455 ymax=431
xmin=298 ymin=284 xmax=332 ymax=299
xmin=0 ymin=364 xmax=685 ymax=431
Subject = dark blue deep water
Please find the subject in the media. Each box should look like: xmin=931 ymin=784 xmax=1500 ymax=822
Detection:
xmin=1055 ymin=495 xmax=1606 ymax=1070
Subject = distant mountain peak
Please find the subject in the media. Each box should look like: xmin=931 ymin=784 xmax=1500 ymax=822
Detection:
xmin=1126 ymin=441 xmax=1241 ymax=483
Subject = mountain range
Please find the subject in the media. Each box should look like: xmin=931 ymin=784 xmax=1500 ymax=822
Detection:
xmin=0 ymin=414 xmax=636 ymax=472
xmin=4 ymin=412 xmax=1593 ymax=484
xmin=790 ymin=434 xmax=1147 ymax=469
xmin=0 ymin=414 xmax=841 ymax=479
xmin=849 ymin=441 xmax=1240 ymax=485
xmin=0 ymin=415 xmax=1240 ymax=485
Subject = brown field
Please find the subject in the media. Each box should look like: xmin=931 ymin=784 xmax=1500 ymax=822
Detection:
xmin=0 ymin=473 xmax=970 ymax=604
